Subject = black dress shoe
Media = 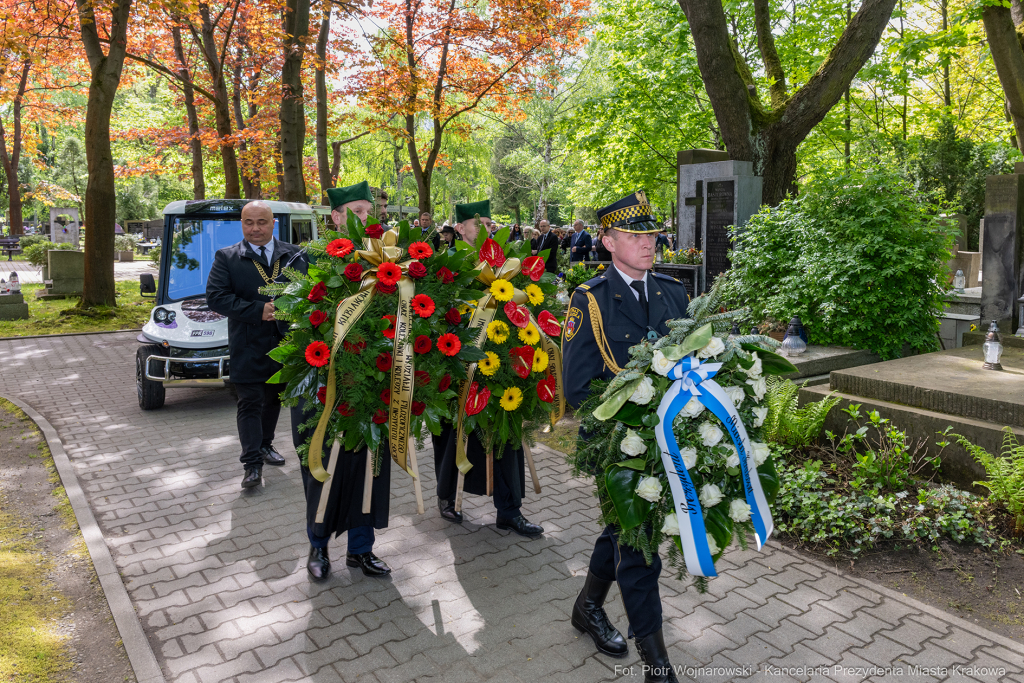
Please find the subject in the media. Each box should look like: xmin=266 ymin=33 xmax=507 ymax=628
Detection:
xmin=261 ymin=445 xmax=285 ymax=466
xmin=346 ymin=552 xmax=392 ymax=576
xmin=496 ymin=515 xmax=543 ymax=537
xmin=571 ymin=571 xmax=628 ymax=657
xmin=307 ymin=546 xmax=330 ymax=581
xmin=438 ymin=498 xmax=463 ymax=523
xmin=635 ymin=629 xmax=679 ymax=683
xmin=241 ymin=466 xmax=262 ymax=489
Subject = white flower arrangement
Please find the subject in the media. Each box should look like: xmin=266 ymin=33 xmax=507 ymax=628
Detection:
xmin=620 ymin=428 xmax=647 ymax=456
xmin=650 ymin=350 xmax=676 ymax=376
xmin=697 ymin=336 xmax=725 ymax=359
xmin=635 ymin=477 xmax=663 ymax=502
xmin=729 ymin=499 xmax=752 ymax=522
xmin=698 ymin=422 xmax=724 ymax=447
xmin=629 ymin=376 xmax=655 ymax=404
xmin=699 ymin=483 xmax=724 ymax=508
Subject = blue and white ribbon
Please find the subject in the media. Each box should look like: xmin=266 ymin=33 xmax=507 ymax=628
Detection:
xmin=654 ymin=355 xmax=774 ymax=577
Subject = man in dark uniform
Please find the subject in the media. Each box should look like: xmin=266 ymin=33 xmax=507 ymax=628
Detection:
xmin=561 ymin=191 xmax=689 ymax=683
xmin=431 ymin=200 xmax=543 ymax=537
xmin=292 ymin=181 xmax=393 ymax=582
xmin=207 ymin=201 xmax=301 ymax=490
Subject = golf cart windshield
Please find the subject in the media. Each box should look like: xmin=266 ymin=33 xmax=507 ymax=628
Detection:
xmin=165 ymin=216 xmax=278 ymax=301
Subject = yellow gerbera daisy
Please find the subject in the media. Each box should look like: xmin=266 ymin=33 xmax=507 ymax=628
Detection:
xmin=499 ymin=386 xmax=523 ymax=411
xmin=479 ymin=351 xmax=501 ymax=376
xmin=487 ymin=320 xmax=510 ymax=344
xmin=490 ymin=279 xmax=514 ymax=302
xmin=518 ymin=323 xmax=540 ymax=345
xmin=525 ymin=284 xmax=544 ymax=305
xmin=532 ymin=348 xmax=549 ymax=373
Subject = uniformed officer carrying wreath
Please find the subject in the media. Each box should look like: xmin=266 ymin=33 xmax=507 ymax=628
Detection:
xmin=561 ymin=190 xmax=689 ymax=683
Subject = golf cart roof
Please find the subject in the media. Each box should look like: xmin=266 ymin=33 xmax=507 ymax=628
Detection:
xmin=162 ymin=199 xmax=314 ymax=216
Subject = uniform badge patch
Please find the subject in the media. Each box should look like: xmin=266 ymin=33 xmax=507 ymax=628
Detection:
xmin=565 ymin=306 xmax=583 ymax=341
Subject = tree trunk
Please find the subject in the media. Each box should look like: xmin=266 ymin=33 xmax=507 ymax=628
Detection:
xmin=983 ymin=4 xmax=1024 ymax=153
xmin=678 ymin=0 xmax=897 ymax=204
xmin=315 ymin=8 xmax=331 ymax=203
xmin=195 ymin=2 xmax=241 ymax=198
xmin=232 ymin=59 xmax=258 ymax=199
xmin=331 ymin=140 xmax=341 ymax=187
xmin=77 ymin=0 xmax=133 ymax=307
xmin=279 ymin=0 xmax=310 ymax=202
xmin=0 ymin=60 xmax=30 ymax=236
xmin=172 ymin=22 xmax=205 ymax=200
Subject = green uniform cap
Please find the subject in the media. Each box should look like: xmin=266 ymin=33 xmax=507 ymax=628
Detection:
xmin=326 ymin=181 xmax=374 ymax=210
xmin=454 ymin=199 xmax=491 ymax=224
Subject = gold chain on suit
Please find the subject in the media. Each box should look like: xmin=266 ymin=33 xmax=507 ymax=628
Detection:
xmin=253 ymin=258 xmax=281 ymax=285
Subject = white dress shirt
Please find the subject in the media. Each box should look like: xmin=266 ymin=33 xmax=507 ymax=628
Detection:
xmin=613 ymin=264 xmax=649 ymax=301
xmin=248 ymin=239 xmax=274 ymax=265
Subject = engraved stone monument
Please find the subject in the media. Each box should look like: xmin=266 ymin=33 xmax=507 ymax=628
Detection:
xmin=49 ymin=207 xmax=80 ymax=248
xmin=980 ymin=173 xmax=1024 ymax=332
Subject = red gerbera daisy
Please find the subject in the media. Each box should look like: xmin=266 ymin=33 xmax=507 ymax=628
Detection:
xmin=381 ymin=315 xmax=397 ymax=339
xmin=413 ymin=335 xmax=432 ymax=354
xmin=309 ymin=310 xmax=328 ymax=327
xmin=326 ymin=238 xmax=354 ymax=258
xmin=437 ymin=333 xmax=461 ymax=357
xmin=412 ymin=401 xmax=426 ymax=416
xmin=305 ymin=341 xmax=330 ymax=367
xmin=377 ymin=262 xmax=402 ymax=286
xmin=438 ymin=374 xmax=452 ymax=392
xmin=372 ymin=408 xmax=388 ymax=424
xmin=408 ymin=242 xmax=433 ymax=259
xmin=411 ymin=294 xmax=436 ymax=318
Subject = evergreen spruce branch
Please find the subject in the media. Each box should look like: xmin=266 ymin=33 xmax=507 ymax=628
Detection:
xmin=260 ymin=283 xmax=288 ymax=297
xmin=282 ymin=266 xmax=307 ymax=283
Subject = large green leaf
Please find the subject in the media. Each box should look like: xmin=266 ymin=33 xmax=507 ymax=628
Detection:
xmin=704 ymin=506 xmax=733 ymax=558
xmin=268 ymin=344 xmax=296 ymax=363
xmin=609 ymin=458 xmax=647 ymax=471
xmin=757 ymin=456 xmax=780 ymax=505
xmin=593 ymin=379 xmax=640 ymax=421
xmin=603 ymin=466 xmax=652 ymax=531
xmin=661 ymin=323 xmax=713 ymax=361
xmin=613 ymin=401 xmax=648 ymax=426
xmin=740 ymin=343 xmax=798 ymax=375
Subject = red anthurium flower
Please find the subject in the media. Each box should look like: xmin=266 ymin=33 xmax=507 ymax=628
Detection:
xmin=445 ymin=308 xmax=461 ymax=325
xmin=344 ymin=263 xmax=363 ymax=282
xmin=376 ymin=352 xmax=392 ymax=372
xmin=436 ymin=266 xmax=455 ymax=284
xmin=309 ymin=309 xmax=328 ymax=327
xmin=305 ymin=341 xmax=330 ymax=367
xmin=372 ymin=408 xmax=388 ymax=424
xmin=437 ymin=333 xmax=461 ymax=356
xmin=407 ymin=261 xmax=427 ymax=279
xmin=380 ymin=387 xmax=391 ymax=404
xmin=376 ymin=280 xmax=397 ymax=294
xmin=317 ymin=386 xmax=327 ymax=404
xmin=503 ymin=301 xmax=529 ymax=328
xmin=537 ymin=310 xmax=561 ymax=337
xmin=413 ymin=335 xmax=432 ymax=354
xmin=415 ymin=370 xmax=431 ymax=387
xmin=408 ymin=242 xmax=433 ymax=259
xmin=411 ymin=293 xmax=436 ymax=318
xmin=326 ymin=238 xmax=354 ymax=258
xmin=308 ymin=281 xmax=327 ymax=302
xmin=521 ymin=255 xmax=545 ymax=282
xmin=412 ymin=401 xmax=426 ymax=416
xmin=439 ymin=374 xmax=452 ymax=392
xmin=509 ymin=346 xmax=534 ymax=379
xmin=377 ymin=262 xmax=402 ymax=286
xmin=365 ymin=223 xmax=384 ymax=239
xmin=337 ymin=402 xmax=354 ymax=416
xmin=537 ymin=376 xmax=556 ymax=403
xmin=343 ymin=339 xmax=366 ymax=354
xmin=465 ymin=382 xmax=491 ymax=416
xmin=382 ymin=315 xmax=397 ymax=339
xmin=479 ymin=238 xmax=506 ymax=268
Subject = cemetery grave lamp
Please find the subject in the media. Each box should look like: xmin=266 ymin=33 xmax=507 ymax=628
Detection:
xmin=9 ymin=272 xmax=18 ymax=293
xmin=727 ymin=322 xmax=741 ymax=341
xmin=1016 ymin=295 xmax=1024 ymax=338
xmin=750 ymin=327 xmax=760 ymax=335
xmin=953 ymin=270 xmax=966 ymax=293
xmin=780 ymin=316 xmax=808 ymax=356
xmin=982 ymin=320 xmax=1004 ymax=371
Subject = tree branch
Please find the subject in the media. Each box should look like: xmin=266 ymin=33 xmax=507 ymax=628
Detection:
xmin=752 ymin=0 xmax=787 ymax=106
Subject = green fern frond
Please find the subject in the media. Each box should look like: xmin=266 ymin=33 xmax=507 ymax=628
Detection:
xmin=955 ymin=428 xmax=1024 ymax=533
xmin=763 ymin=376 xmax=839 ymax=448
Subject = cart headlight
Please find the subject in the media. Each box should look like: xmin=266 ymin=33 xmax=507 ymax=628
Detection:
xmin=154 ymin=308 xmax=168 ymax=323
xmin=166 ymin=310 xmax=176 ymax=323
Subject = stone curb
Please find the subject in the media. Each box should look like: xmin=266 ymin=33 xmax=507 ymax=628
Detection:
xmin=0 ymin=328 xmax=141 ymax=343
xmin=4 ymin=395 xmax=167 ymax=683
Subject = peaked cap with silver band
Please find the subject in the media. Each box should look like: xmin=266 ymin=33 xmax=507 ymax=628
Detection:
xmin=596 ymin=190 xmax=660 ymax=233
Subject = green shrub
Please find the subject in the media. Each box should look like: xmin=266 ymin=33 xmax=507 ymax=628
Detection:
xmin=18 ymin=234 xmax=48 ymax=251
xmin=563 ymin=263 xmax=592 ymax=290
xmin=149 ymin=246 xmax=161 ymax=263
xmin=22 ymin=241 xmax=76 ymax=267
xmin=763 ymin=377 xmax=840 ymax=448
xmin=114 ymin=234 xmax=139 ymax=252
xmin=955 ymin=428 xmax=1024 ymax=535
xmin=723 ymin=168 xmax=954 ymax=360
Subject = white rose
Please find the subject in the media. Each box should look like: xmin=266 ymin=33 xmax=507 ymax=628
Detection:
xmin=723 ymin=445 xmax=740 ymax=469
xmin=746 ymin=376 xmax=768 ymax=402
xmin=744 ymin=352 xmax=763 ymax=379
xmin=751 ymin=441 xmax=771 ymax=466
xmin=680 ymin=397 xmax=705 ymax=419
xmin=752 ymin=406 xmax=769 ymax=428
xmin=705 ymin=533 xmax=720 ymax=556
xmin=650 ymin=350 xmax=676 ymax=376
xmin=729 ymin=499 xmax=752 ymax=523
xmin=697 ymin=336 xmax=726 ymax=359
xmin=724 ymin=385 xmax=746 ymax=407
xmin=635 ymin=476 xmax=662 ymax=502
xmin=629 ymin=376 xmax=655 ymax=405
xmin=698 ymin=422 xmax=723 ymax=448
xmin=679 ymin=446 xmax=698 ymax=470
xmin=662 ymin=513 xmax=680 ymax=535
xmin=699 ymin=483 xmax=724 ymax=508
xmin=620 ymin=428 xmax=647 ymax=456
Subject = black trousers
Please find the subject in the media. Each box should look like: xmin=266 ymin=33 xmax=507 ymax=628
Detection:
xmin=433 ymin=421 xmax=524 ymax=519
xmin=234 ymin=381 xmax=284 ymax=468
xmin=589 ymin=525 xmax=663 ymax=639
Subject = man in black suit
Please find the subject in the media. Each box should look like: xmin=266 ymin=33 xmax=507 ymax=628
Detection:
xmin=533 ymin=219 xmax=560 ymax=274
xmin=568 ymin=219 xmax=593 ymax=263
xmin=207 ymin=201 xmax=303 ymax=490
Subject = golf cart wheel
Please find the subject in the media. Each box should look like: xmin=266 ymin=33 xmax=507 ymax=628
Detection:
xmin=136 ymin=345 xmax=166 ymax=410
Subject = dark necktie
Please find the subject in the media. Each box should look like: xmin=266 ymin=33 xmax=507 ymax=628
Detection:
xmin=259 ymin=246 xmax=268 ymax=267
xmin=630 ymin=280 xmax=648 ymax=319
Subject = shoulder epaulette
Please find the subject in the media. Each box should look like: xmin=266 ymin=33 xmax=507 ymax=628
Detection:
xmin=582 ymin=274 xmax=608 ymax=288
xmin=652 ymin=271 xmax=686 ymax=285
xmin=577 ymin=284 xmax=590 ymax=291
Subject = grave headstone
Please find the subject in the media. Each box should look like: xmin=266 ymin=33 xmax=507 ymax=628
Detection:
xmin=980 ymin=173 xmax=1024 ymax=332
xmin=49 ymin=207 xmax=80 ymax=248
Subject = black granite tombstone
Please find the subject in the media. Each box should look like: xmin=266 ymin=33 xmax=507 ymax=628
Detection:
xmin=705 ymin=180 xmax=735 ymax=280
xmin=981 ymin=174 xmax=1024 ymax=332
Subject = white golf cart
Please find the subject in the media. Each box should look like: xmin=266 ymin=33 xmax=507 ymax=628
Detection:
xmin=136 ymin=199 xmax=331 ymax=409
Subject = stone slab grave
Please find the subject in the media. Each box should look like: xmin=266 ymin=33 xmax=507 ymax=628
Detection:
xmin=0 ymin=291 xmax=29 ymax=320
xmin=800 ymin=345 xmax=1024 ymax=489
xmin=37 ymin=249 xmax=84 ymax=300
xmin=782 ymin=346 xmax=880 ymax=386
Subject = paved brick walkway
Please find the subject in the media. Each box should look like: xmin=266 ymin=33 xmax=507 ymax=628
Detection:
xmin=9 ymin=259 xmax=157 ymax=284
xmin=1 ymin=330 xmax=1022 ymax=683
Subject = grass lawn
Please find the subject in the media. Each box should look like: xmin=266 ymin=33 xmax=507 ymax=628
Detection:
xmin=0 ymin=280 xmax=153 ymax=338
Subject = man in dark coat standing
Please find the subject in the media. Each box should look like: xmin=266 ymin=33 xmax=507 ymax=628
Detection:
xmin=207 ymin=200 xmax=303 ymax=490
xmin=567 ymin=219 xmax=593 ymax=263
xmin=292 ymin=181 xmax=393 ymax=582
xmin=532 ymin=219 xmax=560 ymax=274
xmin=561 ymin=191 xmax=689 ymax=683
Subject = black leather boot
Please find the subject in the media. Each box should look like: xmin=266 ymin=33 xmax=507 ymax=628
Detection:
xmin=635 ymin=629 xmax=678 ymax=683
xmin=570 ymin=572 xmax=628 ymax=658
